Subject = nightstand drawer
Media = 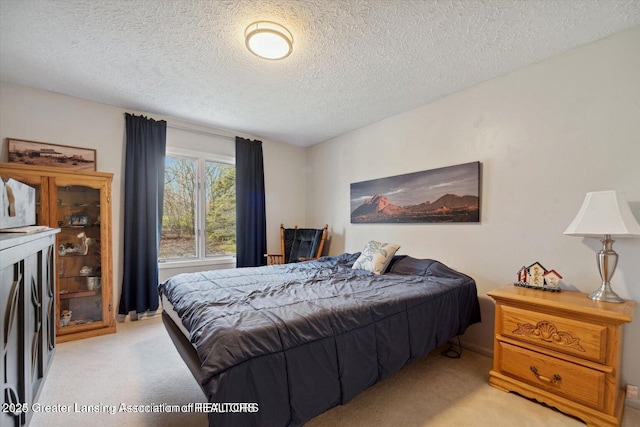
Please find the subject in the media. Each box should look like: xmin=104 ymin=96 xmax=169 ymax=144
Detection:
xmin=500 ymin=305 xmax=607 ymax=363
xmin=499 ymin=342 xmax=605 ymax=410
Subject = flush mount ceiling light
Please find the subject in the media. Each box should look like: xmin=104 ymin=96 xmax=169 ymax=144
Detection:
xmin=245 ymin=21 xmax=293 ymax=60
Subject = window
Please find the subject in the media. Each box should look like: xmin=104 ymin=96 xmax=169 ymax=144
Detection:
xmin=159 ymin=149 xmax=235 ymax=262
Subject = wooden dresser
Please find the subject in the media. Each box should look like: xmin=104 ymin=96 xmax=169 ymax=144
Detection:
xmin=488 ymin=285 xmax=635 ymax=427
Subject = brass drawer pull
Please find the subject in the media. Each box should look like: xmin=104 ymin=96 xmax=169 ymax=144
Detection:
xmin=530 ymin=366 xmax=561 ymax=384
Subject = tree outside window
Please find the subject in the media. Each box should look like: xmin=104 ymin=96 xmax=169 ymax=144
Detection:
xmin=159 ymin=153 xmax=235 ymax=261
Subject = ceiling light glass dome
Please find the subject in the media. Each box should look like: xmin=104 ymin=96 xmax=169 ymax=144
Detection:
xmin=245 ymin=21 xmax=293 ymax=60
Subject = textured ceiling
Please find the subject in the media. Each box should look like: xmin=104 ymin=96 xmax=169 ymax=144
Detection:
xmin=1 ymin=0 xmax=639 ymax=147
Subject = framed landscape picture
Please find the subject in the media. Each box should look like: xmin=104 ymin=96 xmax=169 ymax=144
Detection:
xmin=6 ymin=138 xmax=96 ymax=171
xmin=350 ymin=161 xmax=481 ymax=223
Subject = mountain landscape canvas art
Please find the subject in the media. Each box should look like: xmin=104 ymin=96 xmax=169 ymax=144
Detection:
xmin=350 ymin=162 xmax=480 ymax=223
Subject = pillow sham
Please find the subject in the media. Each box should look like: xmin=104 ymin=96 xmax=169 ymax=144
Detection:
xmin=352 ymin=240 xmax=400 ymax=275
xmin=387 ymin=256 xmax=436 ymax=276
xmin=385 ymin=255 xmax=407 ymax=271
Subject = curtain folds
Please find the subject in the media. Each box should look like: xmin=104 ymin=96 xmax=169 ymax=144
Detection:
xmin=118 ymin=113 xmax=167 ymax=318
xmin=235 ymin=137 xmax=267 ymax=267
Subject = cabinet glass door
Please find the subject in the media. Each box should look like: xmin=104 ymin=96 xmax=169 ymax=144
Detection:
xmin=56 ymin=185 xmax=103 ymax=329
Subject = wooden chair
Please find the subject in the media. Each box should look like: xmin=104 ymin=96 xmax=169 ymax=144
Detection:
xmin=266 ymin=224 xmax=328 ymax=265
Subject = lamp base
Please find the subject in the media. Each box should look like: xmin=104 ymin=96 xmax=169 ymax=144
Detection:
xmin=589 ymin=235 xmax=624 ymax=303
xmin=588 ymin=282 xmax=625 ymax=303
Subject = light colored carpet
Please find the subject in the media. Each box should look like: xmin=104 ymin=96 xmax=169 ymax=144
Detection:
xmin=31 ymin=316 xmax=640 ymax=427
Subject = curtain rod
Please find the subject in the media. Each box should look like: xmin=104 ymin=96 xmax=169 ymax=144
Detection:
xmin=167 ymin=124 xmax=235 ymax=141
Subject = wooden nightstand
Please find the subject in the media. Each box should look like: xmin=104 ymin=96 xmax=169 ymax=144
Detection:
xmin=488 ymin=285 xmax=635 ymax=427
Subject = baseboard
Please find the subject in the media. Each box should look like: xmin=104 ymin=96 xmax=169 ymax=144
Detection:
xmin=626 ymin=398 xmax=640 ymax=410
xmin=459 ymin=339 xmax=493 ymax=358
xmin=116 ymin=307 xmax=162 ymax=322
xmin=138 ymin=309 xmax=162 ymax=320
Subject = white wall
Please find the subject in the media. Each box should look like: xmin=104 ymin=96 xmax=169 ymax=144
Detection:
xmin=0 ymin=82 xmax=308 ymax=312
xmin=307 ymin=26 xmax=640 ymax=404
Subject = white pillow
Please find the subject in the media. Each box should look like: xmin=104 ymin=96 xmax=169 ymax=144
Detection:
xmin=352 ymin=240 xmax=400 ymax=275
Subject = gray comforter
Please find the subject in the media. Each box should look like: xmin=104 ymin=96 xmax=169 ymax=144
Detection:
xmin=159 ymin=253 xmax=481 ymax=426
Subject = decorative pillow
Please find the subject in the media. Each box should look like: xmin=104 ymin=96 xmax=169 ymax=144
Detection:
xmin=352 ymin=240 xmax=401 ymax=275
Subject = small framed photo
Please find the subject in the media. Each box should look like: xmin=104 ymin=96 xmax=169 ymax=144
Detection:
xmin=70 ymin=215 xmax=88 ymax=226
xmin=7 ymin=138 xmax=96 ymax=171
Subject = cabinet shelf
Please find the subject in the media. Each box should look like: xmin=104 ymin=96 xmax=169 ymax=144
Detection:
xmin=60 ymin=290 xmax=97 ymax=299
xmin=61 ymin=319 xmax=99 ymax=327
xmin=60 ymin=274 xmax=100 ymax=279
xmin=59 ymin=253 xmax=97 ymax=257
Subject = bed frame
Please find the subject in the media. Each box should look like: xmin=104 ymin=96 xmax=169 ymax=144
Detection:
xmin=162 ymin=311 xmax=205 ymax=392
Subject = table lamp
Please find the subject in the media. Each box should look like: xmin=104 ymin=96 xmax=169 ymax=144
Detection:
xmin=564 ymin=190 xmax=640 ymax=303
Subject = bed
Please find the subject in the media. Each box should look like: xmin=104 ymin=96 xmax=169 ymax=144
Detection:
xmin=159 ymin=252 xmax=481 ymax=427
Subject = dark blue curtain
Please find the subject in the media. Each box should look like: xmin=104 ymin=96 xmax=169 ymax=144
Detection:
xmin=236 ymin=137 xmax=267 ymax=267
xmin=118 ymin=113 xmax=167 ymax=317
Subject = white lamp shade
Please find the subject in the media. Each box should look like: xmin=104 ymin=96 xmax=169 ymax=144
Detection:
xmin=564 ymin=190 xmax=640 ymax=237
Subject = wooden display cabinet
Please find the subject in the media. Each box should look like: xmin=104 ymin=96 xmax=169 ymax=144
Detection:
xmin=0 ymin=162 xmax=116 ymax=342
